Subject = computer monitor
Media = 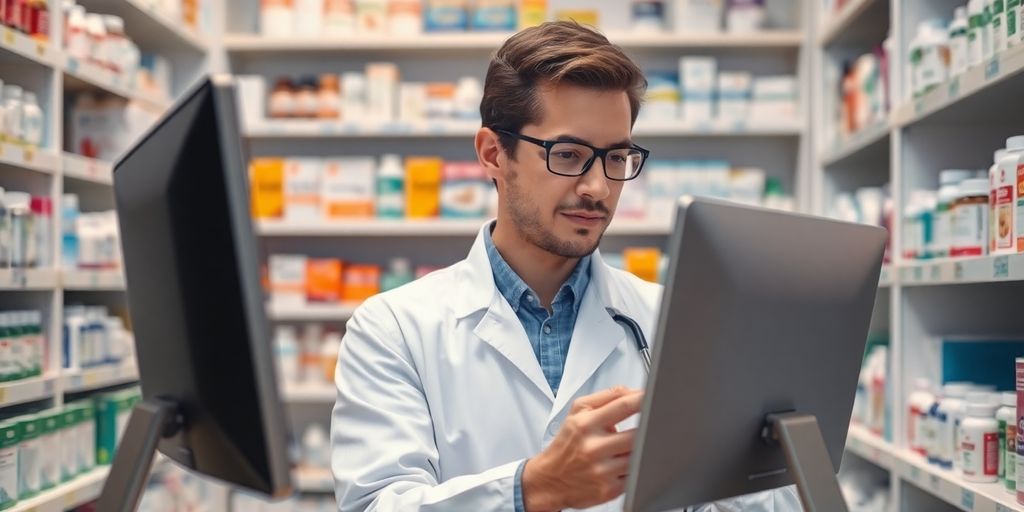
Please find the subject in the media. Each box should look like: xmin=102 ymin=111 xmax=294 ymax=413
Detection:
xmin=98 ymin=76 xmax=292 ymax=511
xmin=624 ymin=197 xmax=887 ymax=512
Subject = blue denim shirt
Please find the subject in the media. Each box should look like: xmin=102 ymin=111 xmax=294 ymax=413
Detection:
xmin=483 ymin=224 xmax=591 ymax=512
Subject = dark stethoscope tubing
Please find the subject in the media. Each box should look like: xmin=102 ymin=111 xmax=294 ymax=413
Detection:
xmin=611 ymin=311 xmax=651 ymax=374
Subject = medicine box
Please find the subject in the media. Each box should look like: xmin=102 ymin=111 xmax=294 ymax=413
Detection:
xmin=406 ymin=157 xmax=443 ymax=218
xmin=751 ymin=76 xmax=799 ymax=121
xmin=0 ymin=421 xmax=18 ymax=510
xmin=440 ymin=162 xmax=488 ymax=218
xmin=321 ymin=157 xmax=376 ymax=219
xmin=95 ymin=390 xmax=139 ymax=466
xmin=59 ymin=408 xmax=77 ymax=482
xmin=37 ymin=411 xmax=59 ymax=490
xmin=307 ymin=259 xmax=344 ymax=303
xmin=270 ymin=254 xmax=307 ymax=308
xmin=717 ymin=72 xmax=752 ymax=121
xmin=679 ymin=57 xmax=717 ymax=122
xmin=283 ymin=159 xmax=322 ymax=222
xmin=15 ymin=415 xmax=39 ymax=499
xmin=673 ymin=0 xmax=723 ymax=32
xmin=250 ymin=158 xmax=285 ymax=219
xmin=72 ymin=402 xmax=96 ymax=474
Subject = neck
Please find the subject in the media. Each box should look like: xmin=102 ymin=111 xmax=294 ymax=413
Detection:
xmin=491 ymin=219 xmax=580 ymax=310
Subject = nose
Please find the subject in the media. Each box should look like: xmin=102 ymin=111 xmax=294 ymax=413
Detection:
xmin=576 ymin=156 xmax=611 ymax=201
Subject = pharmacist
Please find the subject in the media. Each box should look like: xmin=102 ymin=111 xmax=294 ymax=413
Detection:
xmin=330 ymin=21 xmax=800 ymax=512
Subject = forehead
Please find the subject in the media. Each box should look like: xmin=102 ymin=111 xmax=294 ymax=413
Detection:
xmin=528 ymin=83 xmax=633 ymax=145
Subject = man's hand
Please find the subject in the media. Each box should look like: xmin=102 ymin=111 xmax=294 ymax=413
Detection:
xmin=521 ymin=386 xmax=644 ymax=512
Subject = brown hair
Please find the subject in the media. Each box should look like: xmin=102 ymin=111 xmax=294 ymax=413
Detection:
xmin=480 ymin=21 xmax=647 ymax=156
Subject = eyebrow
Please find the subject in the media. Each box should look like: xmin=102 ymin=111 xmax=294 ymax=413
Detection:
xmin=552 ymin=134 xmax=634 ymax=148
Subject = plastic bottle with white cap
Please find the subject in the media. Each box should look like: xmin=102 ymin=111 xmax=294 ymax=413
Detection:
xmin=908 ymin=378 xmax=935 ymax=456
xmin=935 ymin=169 xmax=975 ymax=258
xmin=997 ymin=391 xmax=1018 ymax=491
xmin=962 ymin=393 xmax=1001 ymax=482
xmin=950 ymin=178 xmax=991 ymax=257
xmin=996 ymin=136 xmax=1024 ymax=254
xmin=937 ymin=382 xmax=972 ymax=468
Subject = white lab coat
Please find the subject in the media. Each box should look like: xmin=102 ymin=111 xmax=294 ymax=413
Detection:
xmin=331 ymin=224 xmax=802 ymax=512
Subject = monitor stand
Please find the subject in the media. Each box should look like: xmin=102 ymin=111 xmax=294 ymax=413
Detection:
xmin=97 ymin=397 xmax=184 ymax=512
xmin=763 ymin=412 xmax=849 ymax=512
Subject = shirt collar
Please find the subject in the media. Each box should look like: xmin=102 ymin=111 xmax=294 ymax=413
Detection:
xmin=484 ymin=221 xmax=591 ymax=313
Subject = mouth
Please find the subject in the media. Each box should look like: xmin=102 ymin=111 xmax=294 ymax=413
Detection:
xmin=560 ymin=211 xmax=606 ymax=227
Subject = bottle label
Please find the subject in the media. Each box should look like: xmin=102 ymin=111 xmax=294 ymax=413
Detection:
xmin=986 ymin=432 xmax=1000 ymax=475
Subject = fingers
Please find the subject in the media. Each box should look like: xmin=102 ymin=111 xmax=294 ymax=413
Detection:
xmin=589 ymin=428 xmax=636 ymax=459
xmin=570 ymin=386 xmax=635 ymax=413
xmin=585 ymin=391 xmax=644 ymax=428
xmin=594 ymin=454 xmax=631 ymax=480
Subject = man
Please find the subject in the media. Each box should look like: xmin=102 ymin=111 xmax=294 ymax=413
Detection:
xmin=331 ymin=21 xmax=801 ymax=511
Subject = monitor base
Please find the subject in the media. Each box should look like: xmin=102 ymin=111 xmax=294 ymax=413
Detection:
xmin=97 ymin=397 xmax=184 ymax=512
xmin=764 ymin=412 xmax=849 ymax=512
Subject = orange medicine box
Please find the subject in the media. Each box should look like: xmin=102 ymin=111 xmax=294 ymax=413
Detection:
xmin=342 ymin=264 xmax=381 ymax=302
xmin=623 ymin=247 xmax=661 ymax=283
xmin=406 ymin=157 xmax=443 ymax=218
xmin=306 ymin=259 xmax=344 ymax=303
xmin=249 ymin=158 xmax=285 ymax=219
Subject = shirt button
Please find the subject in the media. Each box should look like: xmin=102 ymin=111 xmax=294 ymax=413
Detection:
xmin=547 ymin=421 xmax=560 ymax=436
xmin=527 ymin=295 xmax=535 ymax=302
xmin=543 ymin=325 xmax=552 ymax=335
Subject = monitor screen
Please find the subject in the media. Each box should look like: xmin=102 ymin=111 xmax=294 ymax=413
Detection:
xmin=113 ymin=76 xmax=291 ymax=497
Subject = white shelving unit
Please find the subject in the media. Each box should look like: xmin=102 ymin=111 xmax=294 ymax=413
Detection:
xmin=63 ymin=363 xmax=139 ymax=393
xmin=814 ymin=0 xmax=1024 ymax=510
xmin=11 ymin=466 xmax=112 ymax=512
xmin=0 ymin=26 xmax=57 ymax=67
xmin=267 ymin=301 xmax=361 ymax=322
xmin=0 ymin=0 xmax=209 ymax=508
xmin=224 ymin=29 xmax=804 ymax=53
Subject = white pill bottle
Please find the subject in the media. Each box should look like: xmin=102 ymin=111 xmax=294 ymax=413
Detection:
xmin=962 ymin=401 xmax=1000 ymax=482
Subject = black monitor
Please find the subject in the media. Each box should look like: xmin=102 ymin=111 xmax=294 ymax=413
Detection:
xmin=98 ymin=75 xmax=292 ymax=511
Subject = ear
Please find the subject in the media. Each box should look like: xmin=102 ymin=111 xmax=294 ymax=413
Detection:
xmin=475 ymin=127 xmax=506 ymax=188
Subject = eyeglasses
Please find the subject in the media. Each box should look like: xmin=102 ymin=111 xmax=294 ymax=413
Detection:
xmin=495 ymin=129 xmax=650 ymax=181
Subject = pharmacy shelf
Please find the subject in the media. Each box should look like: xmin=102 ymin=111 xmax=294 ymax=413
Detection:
xmin=0 ymin=269 xmax=59 ymax=290
xmin=11 ymin=465 xmax=111 ymax=512
xmin=0 ymin=143 xmax=59 ymax=175
xmin=245 ymin=119 xmax=804 ymax=139
xmin=817 ymin=0 xmax=886 ymax=46
xmin=0 ymin=374 xmax=57 ymax=409
xmin=281 ymin=384 xmax=336 ymax=404
xmin=293 ymin=466 xmax=334 ymax=493
xmin=257 ymin=219 xmax=671 ymax=237
xmin=224 ymin=30 xmax=803 ymax=54
xmin=845 ymin=424 xmax=895 ymax=471
xmin=74 ymin=0 xmax=208 ymax=54
xmin=897 ymin=450 xmax=1020 ymax=512
xmin=821 ymin=120 xmax=891 ymax=168
xmin=245 ymin=120 xmax=480 ymax=138
xmin=267 ymin=302 xmax=360 ymax=321
xmin=893 ymin=45 xmax=1024 ymax=128
xmin=63 ymin=363 xmax=139 ymax=393
xmin=62 ymin=153 xmax=114 ymax=185
xmin=61 ymin=269 xmax=126 ymax=291
xmin=899 ymin=254 xmax=1024 ymax=287
xmin=633 ymin=119 xmax=804 ymax=137
xmin=0 ymin=26 xmax=56 ymax=67
xmin=62 ymin=56 xmax=170 ymax=111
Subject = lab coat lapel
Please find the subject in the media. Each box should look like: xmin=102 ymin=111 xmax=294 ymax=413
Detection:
xmin=456 ymin=223 xmax=555 ymax=403
xmin=549 ymin=255 xmax=627 ymax=419
xmin=473 ymin=296 xmax=556 ymax=403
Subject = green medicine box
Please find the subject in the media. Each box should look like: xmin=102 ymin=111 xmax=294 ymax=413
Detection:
xmin=0 ymin=421 xmax=20 ymax=510
xmin=96 ymin=390 xmax=137 ymax=466
xmin=15 ymin=415 xmax=40 ymax=499
xmin=37 ymin=410 xmax=61 ymax=491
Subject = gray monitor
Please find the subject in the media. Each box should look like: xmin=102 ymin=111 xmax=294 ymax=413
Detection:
xmin=624 ymin=196 xmax=886 ymax=512
xmin=100 ymin=75 xmax=292 ymax=510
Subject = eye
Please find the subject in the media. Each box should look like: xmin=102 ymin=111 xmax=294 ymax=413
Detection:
xmin=553 ymin=150 xmax=579 ymax=160
xmin=609 ymin=153 xmax=628 ymax=164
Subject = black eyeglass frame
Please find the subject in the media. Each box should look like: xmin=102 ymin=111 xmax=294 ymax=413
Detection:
xmin=494 ymin=128 xmax=651 ymax=182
